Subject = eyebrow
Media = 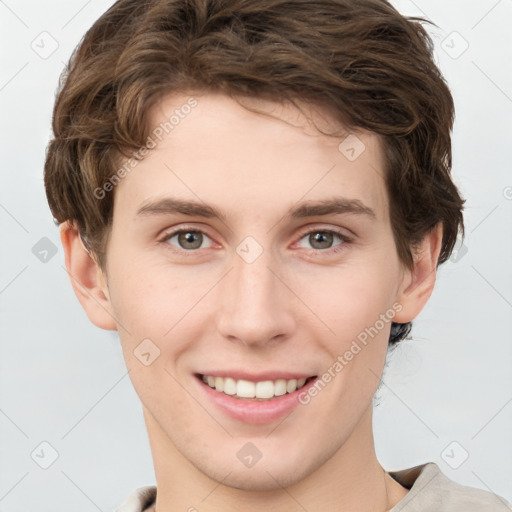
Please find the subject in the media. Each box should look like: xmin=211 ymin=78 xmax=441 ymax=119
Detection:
xmin=136 ymin=196 xmax=376 ymax=221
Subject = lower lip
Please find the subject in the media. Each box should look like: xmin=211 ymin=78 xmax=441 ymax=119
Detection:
xmin=196 ymin=375 xmax=318 ymax=425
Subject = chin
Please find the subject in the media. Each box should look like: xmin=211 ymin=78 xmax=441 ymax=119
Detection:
xmin=197 ymin=453 xmax=316 ymax=492
xmin=219 ymin=467 xmax=303 ymax=491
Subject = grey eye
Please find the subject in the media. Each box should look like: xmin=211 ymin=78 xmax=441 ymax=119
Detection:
xmin=165 ymin=230 xmax=213 ymax=250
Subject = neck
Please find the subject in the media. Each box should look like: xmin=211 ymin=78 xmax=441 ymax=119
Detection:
xmin=144 ymin=404 xmax=408 ymax=511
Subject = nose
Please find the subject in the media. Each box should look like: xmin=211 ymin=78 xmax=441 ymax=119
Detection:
xmin=216 ymin=247 xmax=296 ymax=348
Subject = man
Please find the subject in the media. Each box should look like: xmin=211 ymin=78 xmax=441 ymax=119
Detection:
xmin=44 ymin=0 xmax=511 ymax=510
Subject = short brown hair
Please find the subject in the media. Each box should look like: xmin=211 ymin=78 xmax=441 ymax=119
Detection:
xmin=44 ymin=0 xmax=465 ymax=344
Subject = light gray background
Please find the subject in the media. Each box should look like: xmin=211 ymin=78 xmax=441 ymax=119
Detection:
xmin=1 ymin=1 xmax=511 ymax=510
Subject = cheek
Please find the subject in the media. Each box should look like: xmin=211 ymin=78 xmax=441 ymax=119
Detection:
xmin=108 ymin=258 xmax=198 ymax=334
xmin=106 ymin=259 xmax=219 ymax=382
xmin=107 ymin=230 xmax=401 ymax=362
xmin=304 ymin=260 xmax=401 ymax=349
xmin=106 ymin=266 xmax=200 ymax=410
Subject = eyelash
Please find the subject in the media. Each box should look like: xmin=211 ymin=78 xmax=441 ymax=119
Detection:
xmin=159 ymin=226 xmax=353 ymax=255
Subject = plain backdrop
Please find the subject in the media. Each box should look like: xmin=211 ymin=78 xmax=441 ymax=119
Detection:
xmin=1 ymin=1 xmax=511 ymax=510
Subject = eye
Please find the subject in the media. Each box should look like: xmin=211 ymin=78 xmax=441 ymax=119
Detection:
xmin=296 ymin=229 xmax=351 ymax=253
xmin=162 ymin=228 xmax=214 ymax=251
xmin=159 ymin=226 xmax=352 ymax=254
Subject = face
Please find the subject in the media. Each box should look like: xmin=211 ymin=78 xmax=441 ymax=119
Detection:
xmin=99 ymin=91 xmax=412 ymax=490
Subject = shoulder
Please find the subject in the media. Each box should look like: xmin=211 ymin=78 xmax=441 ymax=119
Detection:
xmin=115 ymin=465 xmax=511 ymax=512
xmin=389 ymin=462 xmax=512 ymax=512
xmin=114 ymin=485 xmax=157 ymax=512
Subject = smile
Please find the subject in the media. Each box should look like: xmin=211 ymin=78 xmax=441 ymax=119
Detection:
xmin=200 ymin=374 xmax=313 ymax=400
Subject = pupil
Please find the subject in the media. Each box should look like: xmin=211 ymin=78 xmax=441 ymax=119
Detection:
xmin=179 ymin=231 xmax=202 ymax=249
xmin=311 ymin=232 xmax=332 ymax=249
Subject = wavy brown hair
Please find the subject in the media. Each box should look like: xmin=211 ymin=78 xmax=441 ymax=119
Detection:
xmin=44 ymin=0 xmax=465 ymax=344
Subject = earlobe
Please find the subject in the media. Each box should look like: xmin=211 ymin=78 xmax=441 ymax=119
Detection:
xmin=60 ymin=221 xmax=118 ymax=331
xmin=393 ymin=222 xmax=444 ymax=324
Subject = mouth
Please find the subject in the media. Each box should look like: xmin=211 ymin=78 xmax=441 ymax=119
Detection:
xmin=195 ymin=371 xmax=320 ymax=424
xmin=196 ymin=373 xmax=317 ymax=401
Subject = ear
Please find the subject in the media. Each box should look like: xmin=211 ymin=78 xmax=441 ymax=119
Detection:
xmin=393 ymin=222 xmax=444 ymax=324
xmin=60 ymin=221 xmax=117 ymax=331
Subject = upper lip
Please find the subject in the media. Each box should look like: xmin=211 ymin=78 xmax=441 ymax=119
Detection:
xmin=197 ymin=371 xmax=316 ymax=382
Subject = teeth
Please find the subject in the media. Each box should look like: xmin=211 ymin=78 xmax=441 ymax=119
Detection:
xmin=223 ymin=377 xmax=236 ymax=395
xmin=214 ymin=376 xmax=224 ymax=392
xmin=255 ymin=380 xmax=274 ymax=399
xmin=274 ymin=379 xmax=287 ymax=396
xmin=201 ymin=375 xmax=311 ymax=399
xmin=237 ymin=379 xmax=255 ymax=398
xmin=286 ymin=379 xmax=297 ymax=393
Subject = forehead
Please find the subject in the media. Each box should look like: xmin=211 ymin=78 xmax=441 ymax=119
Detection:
xmin=115 ymin=91 xmax=389 ymax=224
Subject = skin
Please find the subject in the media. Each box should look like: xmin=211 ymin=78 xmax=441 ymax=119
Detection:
xmin=61 ymin=91 xmax=443 ymax=511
